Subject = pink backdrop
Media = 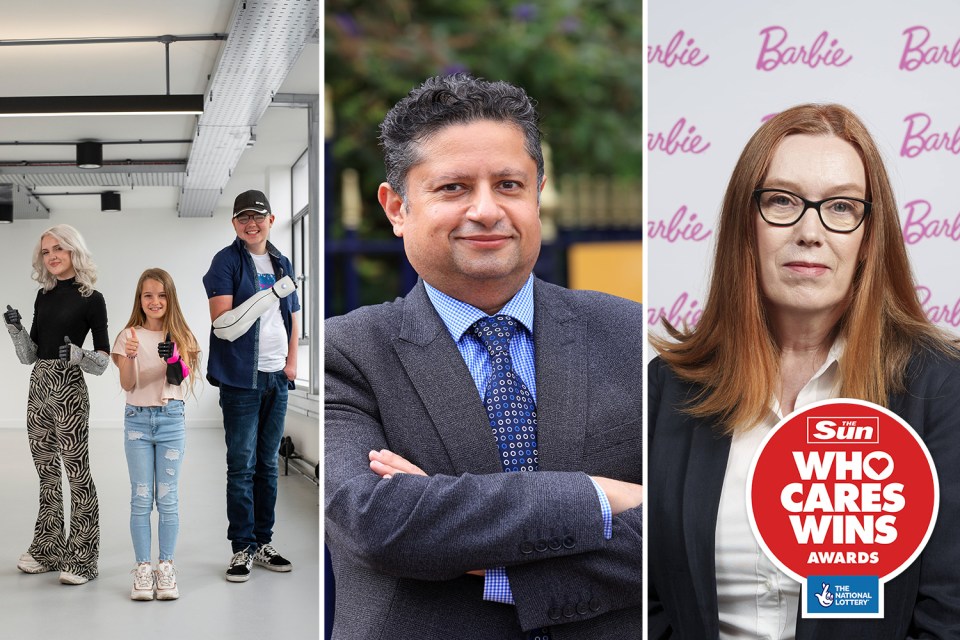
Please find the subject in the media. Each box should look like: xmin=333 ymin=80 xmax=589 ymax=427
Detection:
xmin=647 ymin=2 xmax=960 ymax=357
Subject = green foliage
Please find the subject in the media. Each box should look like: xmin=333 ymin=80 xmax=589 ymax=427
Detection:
xmin=325 ymin=0 xmax=642 ymax=241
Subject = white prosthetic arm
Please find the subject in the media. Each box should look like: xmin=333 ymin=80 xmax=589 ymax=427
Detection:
xmin=213 ymin=275 xmax=296 ymax=342
xmin=4 ymin=305 xmax=37 ymax=365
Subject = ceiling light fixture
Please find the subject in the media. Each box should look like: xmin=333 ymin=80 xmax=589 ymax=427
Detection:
xmin=0 ymin=94 xmax=204 ymax=118
xmin=76 ymin=142 xmax=103 ymax=169
xmin=0 ymin=33 xmax=222 ymax=119
xmin=0 ymin=184 xmax=11 ymax=222
xmin=34 ymin=190 xmax=123 ymax=212
xmin=100 ymin=191 xmax=121 ymax=212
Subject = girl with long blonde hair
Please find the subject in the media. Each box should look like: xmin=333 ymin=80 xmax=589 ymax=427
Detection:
xmin=111 ymin=268 xmax=200 ymax=600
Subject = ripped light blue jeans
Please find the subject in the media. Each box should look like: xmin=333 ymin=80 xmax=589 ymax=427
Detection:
xmin=123 ymin=401 xmax=186 ymax=563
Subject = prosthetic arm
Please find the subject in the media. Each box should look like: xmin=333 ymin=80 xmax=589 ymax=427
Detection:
xmin=59 ymin=336 xmax=109 ymax=375
xmin=5 ymin=305 xmax=37 ymax=365
xmin=158 ymin=334 xmax=190 ymax=385
xmin=212 ymin=275 xmax=296 ymax=342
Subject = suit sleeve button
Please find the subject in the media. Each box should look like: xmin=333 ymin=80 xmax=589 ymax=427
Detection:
xmin=548 ymin=607 xmax=562 ymax=621
xmin=520 ymin=541 xmax=534 ymax=554
xmin=534 ymin=539 xmax=548 ymax=552
xmin=548 ymin=537 xmax=562 ymax=550
xmin=562 ymin=535 xmax=576 ymax=549
xmin=589 ymin=597 xmax=601 ymax=612
xmin=563 ymin=604 xmax=576 ymax=618
xmin=576 ymin=601 xmax=589 ymax=615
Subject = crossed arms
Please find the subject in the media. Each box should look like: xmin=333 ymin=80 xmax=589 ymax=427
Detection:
xmin=325 ymin=337 xmax=643 ymax=631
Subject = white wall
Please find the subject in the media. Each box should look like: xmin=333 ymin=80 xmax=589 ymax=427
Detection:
xmin=0 ymin=191 xmax=318 ymax=470
xmin=1 ymin=208 xmax=226 ymax=428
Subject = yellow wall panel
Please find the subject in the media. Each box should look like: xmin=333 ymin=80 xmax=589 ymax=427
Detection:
xmin=567 ymin=241 xmax=642 ymax=303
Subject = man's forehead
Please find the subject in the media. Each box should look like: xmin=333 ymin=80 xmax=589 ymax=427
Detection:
xmin=408 ymin=121 xmax=533 ymax=167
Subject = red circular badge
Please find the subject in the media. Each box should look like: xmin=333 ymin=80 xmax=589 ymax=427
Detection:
xmin=747 ymin=399 xmax=938 ymax=581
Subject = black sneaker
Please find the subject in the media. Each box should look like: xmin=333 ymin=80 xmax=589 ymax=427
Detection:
xmin=226 ymin=549 xmax=253 ymax=582
xmin=253 ymin=544 xmax=292 ymax=572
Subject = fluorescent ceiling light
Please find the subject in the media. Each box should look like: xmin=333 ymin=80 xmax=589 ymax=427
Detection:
xmin=0 ymin=94 xmax=204 ymax=117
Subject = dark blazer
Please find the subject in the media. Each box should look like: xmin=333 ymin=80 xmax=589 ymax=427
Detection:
xmin=325 ymin=279 xmax=643 ymax=640
xmin=648 ymin=349 xmax=960 ymax=640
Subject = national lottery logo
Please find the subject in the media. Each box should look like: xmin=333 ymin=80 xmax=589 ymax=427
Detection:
xmin=808 ymin=576 xmax=878 ymax=614
xmin=747 ymin=399 xmax=939 ymax=618
xmin=814 ymin=582 xmax=834 ymax=608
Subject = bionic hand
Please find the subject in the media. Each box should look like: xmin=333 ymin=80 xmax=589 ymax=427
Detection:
xmin=5 ymin=304 xmax=37 ymax=365
xmin=158 ymin=333 xmax=190 ymax=385
xmin=212 ymin=275 xmax=296 ymax=342
xmin=59 ymin=336 xmax=109 ymax=375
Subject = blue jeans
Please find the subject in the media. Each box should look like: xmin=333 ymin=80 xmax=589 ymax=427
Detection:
xmin=123 ymin=401 xmax=186 ymax=563
xmin=220 ymin=370 xmax=288 ymax=552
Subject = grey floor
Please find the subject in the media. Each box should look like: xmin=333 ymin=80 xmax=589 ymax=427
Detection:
xmin=0 ymin=428 xmax=319 ymax=640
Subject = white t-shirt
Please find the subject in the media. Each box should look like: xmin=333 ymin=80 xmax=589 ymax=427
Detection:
xmin=249 ymin=251 xmax=288 ymax=373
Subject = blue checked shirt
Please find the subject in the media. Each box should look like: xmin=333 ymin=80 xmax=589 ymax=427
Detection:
xmin=424 ymin=276 xmax=613 ymax=606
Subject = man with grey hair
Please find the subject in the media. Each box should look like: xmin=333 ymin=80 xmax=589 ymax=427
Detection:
xmin=325 ymin=74 xmax=642 ymax=639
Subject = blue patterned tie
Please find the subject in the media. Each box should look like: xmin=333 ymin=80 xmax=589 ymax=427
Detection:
xmin=472 ymin=315 xmax=540 ymax=473
xmin=472 ymin=315 xmax=550 ymax=640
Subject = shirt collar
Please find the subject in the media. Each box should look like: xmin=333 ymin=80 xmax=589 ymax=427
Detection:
xmin=424 ymin=274 xmax=535 ymax=342
xmin=806 ymin=337 xmax=844 ymax=386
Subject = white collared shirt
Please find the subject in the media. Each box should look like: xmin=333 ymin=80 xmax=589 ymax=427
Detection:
xmin=715 ymin=341 xmax=843 ymax=640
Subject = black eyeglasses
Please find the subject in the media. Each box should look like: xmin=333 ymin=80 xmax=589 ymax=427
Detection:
xmin=753 ymin=188 xmax=871 ymax=233
xmin=234 ymin=212 xmax=268 ymax=224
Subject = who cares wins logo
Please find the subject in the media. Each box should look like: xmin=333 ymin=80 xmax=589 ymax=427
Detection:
xmin=747 ymin=400 xmax=938 ymax=618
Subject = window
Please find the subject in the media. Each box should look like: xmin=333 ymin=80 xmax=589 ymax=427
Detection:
xmin=291 ymin=149 xmax=310 ymax=341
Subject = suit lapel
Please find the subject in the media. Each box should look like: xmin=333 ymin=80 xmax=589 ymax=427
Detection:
xmin=683 ymin=421 xmax=730 ymax=639
xmin=393 ymin=282 xmax=502 ymax=475
xmin=532 ymin=280 xmax=585 ymax=472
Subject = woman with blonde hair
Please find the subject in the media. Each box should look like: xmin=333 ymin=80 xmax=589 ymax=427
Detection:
xmin=4 ymin=223 xmax=109 ymax=585
xmin=648 ymin=104 xmax=960 ymax=638
xmin=112 ymin=268 xmax=200 ymax=600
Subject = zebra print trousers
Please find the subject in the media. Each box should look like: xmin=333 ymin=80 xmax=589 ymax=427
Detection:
xmin=26 ymin=359 xmax=99 ymax=579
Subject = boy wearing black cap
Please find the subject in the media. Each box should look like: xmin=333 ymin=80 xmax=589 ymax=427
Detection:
xmin=202 ymin=189 xmax=301 ymax=582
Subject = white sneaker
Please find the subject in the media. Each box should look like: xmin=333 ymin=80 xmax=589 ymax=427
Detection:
xmin=154 ymin=561 xmax=179 ymax=600
xmin=17 ymin=552 xmax=49 ymax=574
xmin=59 ymin=571 xmax=89 ymax=585
xmin=131 ymin=563 xmax=154 ymax=601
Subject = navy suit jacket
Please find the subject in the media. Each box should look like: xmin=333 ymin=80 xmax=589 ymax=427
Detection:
xmin=325 ymin=279 xmax=643 ymax=639
xmin=648 ymin=349 xmax=960 ymax=640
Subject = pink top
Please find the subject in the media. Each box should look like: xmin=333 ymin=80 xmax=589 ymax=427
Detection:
xmin=111 ymin=327 xmax=185 ymax=406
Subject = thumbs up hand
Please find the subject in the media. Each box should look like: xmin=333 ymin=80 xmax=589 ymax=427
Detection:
xmin=125 ymin=327 xmax=140 ymax=359
xmin=158 ymin=332 xmax=179 ymax=363
xmin=59 ymin=336 xmax=82 ymax=365
xmin=160 ymin=332 xmax=189 ymax=385
xmin=4 ymin=305 xmax=22 ymax=332
xmin=60 ymin=337 xmax=108 ymax=376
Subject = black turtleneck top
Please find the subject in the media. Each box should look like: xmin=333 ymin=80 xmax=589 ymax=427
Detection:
xmin=28 ymin=278 xmax=109 ymax=359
